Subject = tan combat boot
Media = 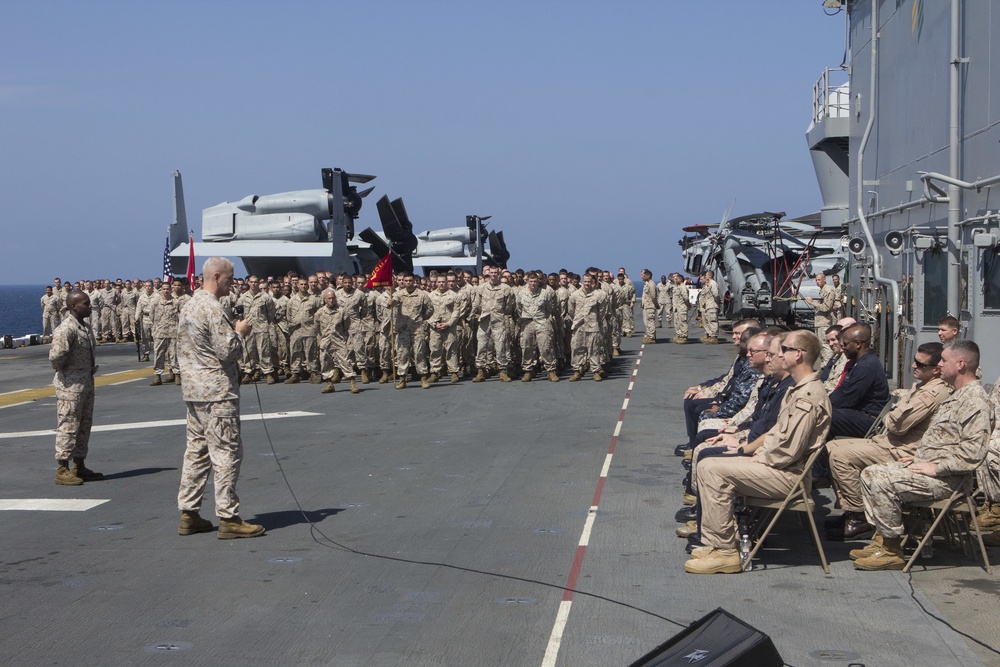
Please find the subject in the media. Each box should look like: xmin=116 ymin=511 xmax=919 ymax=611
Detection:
xmin=684 ymin=548 xmax=742 ymax=574
xmin=643 ymin=337 xmax=656 ymax=344
xmin=265 ymin=373 xmax=277 ymax=385
xmin=675 ymin=520 xmax=698 ymax=538
xmin=308 ymin=372 xmax=322 ymax=384
xmin=521 ymin=371 xmax=532 ymax=382
xmin=150 ymin=375 xmax=162 ymax=386
xmin=331 ymin=368 xmax=342 ymax=383
xmin=612 ymin=348 xmax=621 ymax=357
xmin=420 ymin=375 xmax=431 ymax=389
xmin=499 ymin=369 xmax=512 ymax=382
xmin=673 ymin=337 xmax=687 ymax=345
xmin=569 ymin=370 xmax=583 ymax=382
xmin=321 ymin=381 xmax=336 ymax=394
xmin=395 ymin=377 xmax=407 ymax=390
xmin=849 ymin=534 xmax=883 ymax=561
xmin=593 ymin=371 xmax=604 ymax=382
xmin=360 ymin=369 xmax=371 ymax=384
xmin=548 ymin=371 xmax=560 ymax=382
xmin=241 ymin=373 xmax=253 ymax=385
xmin=974 ymin=503 xmax=1000 ymax=530
xmin=217 ymin=516 xmax=265 ymax=540
xmin=349 ymin=377 xmax=359 ymax=394
xmin=472 ymin=368 xmax=486 ymax=383
xmin=178 ymin=511 xmax=213 ymax=536
xmin=55 ymin=461 xmax=83 ymax=486
xmin=174 ymin=373 xmax=182 ymax=386
xmin=450 ymin=372 xmax=461 ymax=383
xmin=428 ymin=373 xmax=439 ymax=384
xmin=163 ymin=373 xmax=176 ymax=383
xmin=73 ymin=459 xmax=103 ymax=481
xmin=379 ymin=370 xmax=390 ymax=384
xmin=284 ymin=373 xmax=300 ymax=384
xmin=853 ymin=536 xmax=906 ymax=570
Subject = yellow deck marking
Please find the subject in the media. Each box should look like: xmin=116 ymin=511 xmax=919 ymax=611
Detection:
xmin=0 ymin=368 xmax=153 ymax=408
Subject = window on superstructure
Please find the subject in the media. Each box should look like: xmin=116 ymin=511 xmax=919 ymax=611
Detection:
xmin=983 ymin=248 xmax=1000 ymax=310
xmin=922 ymin=251 xmax=948 ymax=324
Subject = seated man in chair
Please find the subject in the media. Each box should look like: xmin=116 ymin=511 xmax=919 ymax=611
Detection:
xmin=685 ymin=330 xmax=831 ymax=574
xmin=825 ymin=342 xmax=951 ymax=540
xmin=854 ymin=340 xmax=990 ymax=570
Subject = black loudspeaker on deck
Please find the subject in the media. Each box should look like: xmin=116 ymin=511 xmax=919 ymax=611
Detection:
xmin=628 ymin=608 xmax=783 ymax=667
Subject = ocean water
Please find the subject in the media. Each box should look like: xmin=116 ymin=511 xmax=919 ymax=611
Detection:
xmin=0 ymin=285 xmax=47 ymax=337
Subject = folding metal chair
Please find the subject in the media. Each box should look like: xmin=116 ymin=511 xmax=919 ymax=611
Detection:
xmin=901 ymin=475 xmax=991 ymax=574
xmin=741 ymin=447 xmax=830 ymax=574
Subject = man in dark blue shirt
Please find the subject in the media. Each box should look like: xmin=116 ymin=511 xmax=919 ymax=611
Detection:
xmin=829 ymin=324 xmax=889 ymax=438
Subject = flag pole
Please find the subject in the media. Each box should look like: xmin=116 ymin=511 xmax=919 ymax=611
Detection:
xmin=389 ymin=282 xmax=397 ymax=383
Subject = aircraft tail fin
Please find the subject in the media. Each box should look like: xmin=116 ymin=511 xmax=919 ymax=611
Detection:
xmin=169 ymin=170 xmax=189 ymax=251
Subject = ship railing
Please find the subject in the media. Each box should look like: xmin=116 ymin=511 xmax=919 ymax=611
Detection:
xmin=812 ymin=67 xmax=850 ymax=125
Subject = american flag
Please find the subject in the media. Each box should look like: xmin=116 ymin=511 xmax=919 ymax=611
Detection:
xmin=162 ymin=233 xmax=172 ymax=283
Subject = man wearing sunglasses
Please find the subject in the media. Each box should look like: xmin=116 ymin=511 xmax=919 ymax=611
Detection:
xmin=824 ymin=342 xmax=951 ymax=541
xmin=854 ymin=340 xmax=990 ymax=570
xmin=685 ymin=331 xmax=831 ymax=574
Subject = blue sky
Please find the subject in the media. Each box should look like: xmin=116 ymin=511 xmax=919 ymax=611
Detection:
xmin=0 ymin=0 xmax=847 ymax=284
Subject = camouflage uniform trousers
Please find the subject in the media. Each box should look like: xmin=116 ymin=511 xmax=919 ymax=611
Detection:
xmin=152 ymin=336 xmax=176 ymax=376
xmin=319 ymin=335 xmax=354 ymax=380
xmin=359 ymin=326 xmax=378 ymax=372
xmin=54 ymin=389 xmax=94 ymax=461
xmin=701 ymin=306 xmax=719 ymax=338
xmin=120 ymin=307 xmax=135 ymax=340
xmin=428 ymin=325 xmax=458 ymax=375
xmin=570 ymin=329 xmax=601 ymax=374
xmin=476 ymin=317 xmax=510 ymax=370
xmin=861 ymin=461 xmax=968 ymax=539
xmin=619 ymin=303 xmax=634 ymax=336
xmin=610 ymin=309 xmax=622 ymax=352
xmin=658 ymin=303 xmax=671 ymax=326
xmin=101 ymin=308 xmax=121 ymax=341
xmin=395 ymin=321 xmax=429 ymax=377
xmin=378 ymin=328 xmax=393 ymax=373
xmin=977 ymin=430 xmax=1000 ymax=503
xmin=43 ymin=312 xmax=59 ymax=337
xmin=827 ymin=438 xmax=913 ymax=513
xmin=177 ymin=399 xmax=243 ymax=519
xmin=642 ymin=307 xmax=657 ymax=340
xmin=673 ymin=305 xmax=689 ymax=338
xmin=457 ymin=321 xmax=475 ymax=371
xmin=289 ymin=330 xmax=318 ymax=374
xmin=519 ymin=320 xmax=556 ymax=373
xmin=506 ymin=316 xmax=521 ymax=370
xmin=138 ymin=320 xmax=153 ymax=359
xmin=274 ymin=324 xmax=289 ymax=372
xmin=242 ymin=329 xmax=275 ymax=375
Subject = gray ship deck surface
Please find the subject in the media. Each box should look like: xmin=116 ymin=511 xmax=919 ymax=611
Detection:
xmin=1 ymin=332 xmax=998 ymax=667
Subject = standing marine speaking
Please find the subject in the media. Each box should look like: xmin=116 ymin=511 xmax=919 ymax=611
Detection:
xmin=175 ymin=257 xmax=265 ymax=539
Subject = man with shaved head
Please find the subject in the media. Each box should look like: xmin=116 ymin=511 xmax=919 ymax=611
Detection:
xmin=175 ymin=257 xmax=264 ymax=539
xmin=49 ymin=290 xmax=102 ymax=485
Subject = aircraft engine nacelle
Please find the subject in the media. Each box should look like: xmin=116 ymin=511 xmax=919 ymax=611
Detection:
xmin=412 ymin=240 xmax=467 ymax=258
xmin=417 ymin=227 xmax=474 ymax=244
xmin=203 ymin=205 xmax=323 ymax=242
xmin=249 ymin=189 xmax=332 ymax=220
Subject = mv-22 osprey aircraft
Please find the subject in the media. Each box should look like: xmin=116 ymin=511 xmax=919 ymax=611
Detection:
xmin=167 ymin=168 xmax=510 ymax=278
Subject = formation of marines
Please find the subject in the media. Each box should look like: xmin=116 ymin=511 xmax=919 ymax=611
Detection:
xmin=41 ymin=266 xmax=726 ymax=395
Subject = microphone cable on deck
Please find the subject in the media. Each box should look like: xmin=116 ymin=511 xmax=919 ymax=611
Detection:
xmin=251 ymin=384 xmax=1000 ymax=664
xmin=250 ymin=382 xmax=687 ymax=630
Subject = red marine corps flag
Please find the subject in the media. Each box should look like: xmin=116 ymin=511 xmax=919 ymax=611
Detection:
xmin=364 ymin=253 xmax=393 ymax=289
xmin=186 ymin=233 xmax=196 ymax=287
